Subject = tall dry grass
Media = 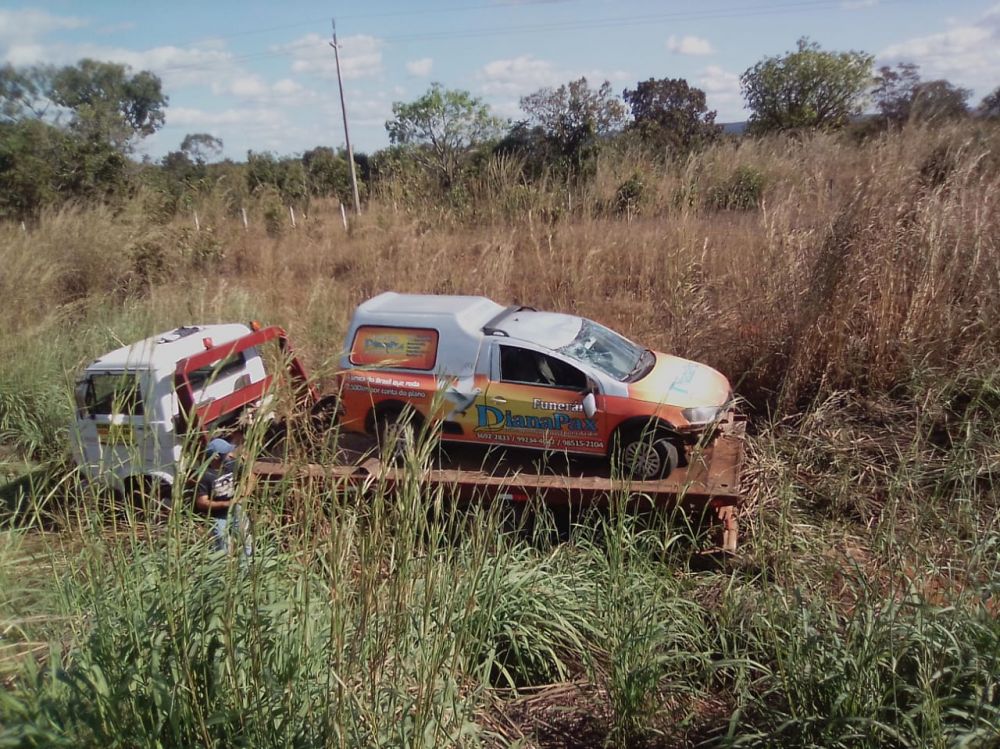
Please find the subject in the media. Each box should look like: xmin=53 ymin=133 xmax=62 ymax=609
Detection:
xmin=4 ymin=123 xmax=998 ymax=421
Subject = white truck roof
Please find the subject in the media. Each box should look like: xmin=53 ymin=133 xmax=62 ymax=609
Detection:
xmin=86 ymin=324 xmax=253 ymax=372
xmin=489 ymin=309 xmax=582 ymax=350
xmin=355 ymin=292 xmax=505 ymax=333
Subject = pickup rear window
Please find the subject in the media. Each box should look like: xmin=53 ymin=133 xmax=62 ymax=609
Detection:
xmin=350 ymin=326 xmax=438 ymax=370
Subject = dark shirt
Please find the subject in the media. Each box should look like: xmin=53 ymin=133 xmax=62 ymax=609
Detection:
xmin=195 ymin=457 xmax=240 ymax=519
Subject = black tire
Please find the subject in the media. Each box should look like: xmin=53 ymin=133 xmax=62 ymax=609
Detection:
xmin=374 ymin=405 xmax=420 ymax=463
xmin=618 ymin=434 xmax=679 ymax=481
xmin=123 ymin=476 xmax=173 ymax=518
xmin=309 ymin=394 xmax=340 ymax=430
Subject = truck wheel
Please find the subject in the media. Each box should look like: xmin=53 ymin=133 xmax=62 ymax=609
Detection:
xmin=123 ymin=476 xmax=172 ymax=518
xmin=619 ymin=434 xmax=678 ymax=481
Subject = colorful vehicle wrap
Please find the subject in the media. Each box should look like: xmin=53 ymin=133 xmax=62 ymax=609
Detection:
xmin=349 ymin=326 xmax=439 ymax=370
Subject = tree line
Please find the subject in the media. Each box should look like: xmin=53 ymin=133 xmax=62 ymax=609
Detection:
xmin=1 ymin=38 xmax=998 ymax=221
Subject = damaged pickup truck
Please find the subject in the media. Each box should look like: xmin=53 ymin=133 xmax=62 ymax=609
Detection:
xmin=337 ymin=293 xmax=734 ymax=480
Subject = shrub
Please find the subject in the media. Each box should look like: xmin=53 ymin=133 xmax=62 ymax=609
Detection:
xmin=705 ymin=165 xmax=765 ymax=210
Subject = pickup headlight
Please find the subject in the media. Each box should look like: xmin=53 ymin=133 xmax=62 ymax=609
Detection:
xmin=682 ymin=405 xmax=724 ymax=425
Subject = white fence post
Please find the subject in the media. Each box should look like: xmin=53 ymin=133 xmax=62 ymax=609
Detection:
xmin=340 ymin=202 xmax=348 ymax=231
xmin=241 ymin=207 xmax=248 ymax=231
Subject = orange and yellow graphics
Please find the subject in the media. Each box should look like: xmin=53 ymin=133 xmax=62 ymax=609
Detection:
xmin=349 ymin=326 xmax=439 ymax=370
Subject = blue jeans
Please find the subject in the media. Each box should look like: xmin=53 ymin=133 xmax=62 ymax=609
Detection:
xmin=212 ymin=504 xmax=253 ymax=556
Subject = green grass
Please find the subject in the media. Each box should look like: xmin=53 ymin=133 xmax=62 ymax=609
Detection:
xmin=0 ymin=393 xmax=997 ymax=748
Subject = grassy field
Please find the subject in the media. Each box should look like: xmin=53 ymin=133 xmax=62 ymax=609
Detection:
xmin=0 ymin=123 xmax=998 ymax=747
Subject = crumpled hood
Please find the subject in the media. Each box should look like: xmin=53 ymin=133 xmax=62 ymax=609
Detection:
xmin=628 ymin=352 xmax=731 ymax=409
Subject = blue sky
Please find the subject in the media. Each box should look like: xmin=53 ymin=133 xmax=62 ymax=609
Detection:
xmin=2 ymin=1 xmax=998 ymax=161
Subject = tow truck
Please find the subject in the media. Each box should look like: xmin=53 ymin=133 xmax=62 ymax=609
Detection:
xmin=70 ymin=314 xmax=746 ymax=550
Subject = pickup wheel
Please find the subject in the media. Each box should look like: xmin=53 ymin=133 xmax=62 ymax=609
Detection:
xmin=618 ymin=434 xmax=678 ymax=481
xmin=373 ymin=405 xmax=421 ymax=463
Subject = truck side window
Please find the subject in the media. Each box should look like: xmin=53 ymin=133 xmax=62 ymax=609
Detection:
xmin=499 ymin=346 xmax=586 ymax=390
xmin=85 ymin=374 xmax=144 ymax=416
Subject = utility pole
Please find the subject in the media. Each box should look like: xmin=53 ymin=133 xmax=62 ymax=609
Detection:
xmin=330 ymin=19 xmax=362 ymax=215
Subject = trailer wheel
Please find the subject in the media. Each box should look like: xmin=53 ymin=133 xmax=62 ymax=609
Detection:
xmin=619 ymin=434 xmax=678 ymax=481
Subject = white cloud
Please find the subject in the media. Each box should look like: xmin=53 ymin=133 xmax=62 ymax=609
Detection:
xmin=478 ymin=54 xmax=629 ymax=97
xmin=699 ymin=65 xmax=740 ymax=95
xmin=698 ymin=65 xmax=745 ymax=120
xmin=281 ymin=33 xmax=383 ymax=80
xmin=2 ymin=40 xmax=237 ymax=89
xmin=167 ymin=106 xmax=286 ymax=128
xmin=272 ymin=78 xmax=303 ymax=96
xmin=405 ymin=57 xmax=433 ymax=76
xmin=666 ymin=35 xmax=714 ymax=56
xmin=479 ymin=55 xmax=563 ymax=95
xmin=227 ymin=75 xmax=269 ymax=98
xmin=2 ymin=28 xmax=318 ymax=107
xmin=210 ymin=74 xmax=313 ymax=104
xmin=841 ymin=0 xmax=878 ymax=8
xmin=0 ymin=8 xmax=85 ymax=45
xmin=332 ymin=90 xmax=394 ymax=127
xmin=879 ymin=4 xmax=1000 ymax=94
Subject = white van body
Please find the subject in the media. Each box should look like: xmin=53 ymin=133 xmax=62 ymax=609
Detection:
xmin=70 ymin=324 xmax=266 ymax=493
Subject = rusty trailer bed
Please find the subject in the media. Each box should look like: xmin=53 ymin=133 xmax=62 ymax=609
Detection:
xmin=251 ymin=420 xmax=747 ymax=550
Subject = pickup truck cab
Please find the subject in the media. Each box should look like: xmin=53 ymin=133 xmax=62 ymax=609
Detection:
xmin=337 ymin=293 xmax=733 ymax=479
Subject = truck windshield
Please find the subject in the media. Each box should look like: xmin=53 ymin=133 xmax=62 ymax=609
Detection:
xmin=557 ymin=319 xmax=645 ymax=381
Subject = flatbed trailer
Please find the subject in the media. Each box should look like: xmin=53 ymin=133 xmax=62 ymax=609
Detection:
xmin=251 ymin=419 xmax=746 ymax=551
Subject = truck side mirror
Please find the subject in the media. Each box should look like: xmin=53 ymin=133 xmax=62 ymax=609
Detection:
xmin=582 ymin=391 xmax=597 ymax=419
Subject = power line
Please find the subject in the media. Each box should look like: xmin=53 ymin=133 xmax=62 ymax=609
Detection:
xmin=158 ymin=0 xmax=586 ymax=49
xmin=155 ymin=0 xmax=908 ymax=74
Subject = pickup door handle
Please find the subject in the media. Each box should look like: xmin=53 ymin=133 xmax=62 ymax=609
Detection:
xmin=491 ymin=396 xmax=508 ymax=404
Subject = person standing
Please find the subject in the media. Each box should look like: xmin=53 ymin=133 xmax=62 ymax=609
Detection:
xmin=195 ymin=438 xmax=252 ymax=556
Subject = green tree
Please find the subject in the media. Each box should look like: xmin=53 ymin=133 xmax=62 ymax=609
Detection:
xmin=980 ymin=86 xmax=1000 ymax=118
xmin=623 ymin=77 xmax=720 ymax=154
xmin=302 ymin=146 xmax=362 ymax=201
xmin=386 ymin=83 xmax=504 ymax=187
xmin=872 ymin=62 xmax=922 ymax=123
xmin=0 ymin=63 xmax=55 ymax=122
xmin=909 ymin=80 xmax=971 ymax=122
xmin=246 ymin=151 xmax=308 ymax=205
xmin=180 ymin=133 xmax=223 ymax=165
xmin=874 ymin=63 xmax=970 ymax=124
xmin=741 ymin=38 xmax=873 ymax=134
xmin=0 ymin=118 xmax=129 ymax=220
xmin=519 ymin=77 xmax=625 ymax=173
xmin=50 ymin=59 xmax=167 ymax=149
xmin=0 ymin=60 xmax=161 ymax=218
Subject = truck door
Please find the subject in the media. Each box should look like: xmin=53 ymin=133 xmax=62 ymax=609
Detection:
xmin=478 ymin=343 xmax=605 ymax=454
xmin=73 ymin=370 xmax=153 ymax=485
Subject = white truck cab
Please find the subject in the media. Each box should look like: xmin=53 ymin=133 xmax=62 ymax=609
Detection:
xmin=71 ymin=324 xmax=268 ymax=495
